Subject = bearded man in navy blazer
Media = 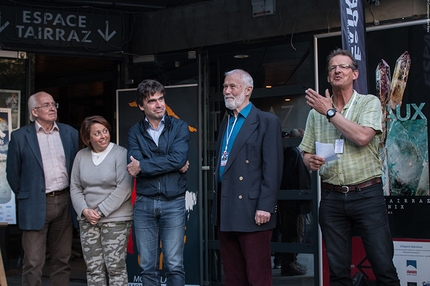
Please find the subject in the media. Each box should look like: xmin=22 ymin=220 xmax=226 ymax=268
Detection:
xmin=212 ymin=69 xmax=283 ymax=285
xmin=6 ymin=91 xmax=78 ymax=286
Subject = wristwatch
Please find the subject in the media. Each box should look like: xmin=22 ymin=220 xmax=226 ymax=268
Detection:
xmin=326 ymin=108 xmax=337 ymax=122
xmin=97 ymin=208 xmax=105 ymax=218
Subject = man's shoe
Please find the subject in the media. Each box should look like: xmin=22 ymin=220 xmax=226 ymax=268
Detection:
xmin=295 ymin=262 xmax=307 ymax=270
xmin=281 ymin=265 xmax=307 ymax=276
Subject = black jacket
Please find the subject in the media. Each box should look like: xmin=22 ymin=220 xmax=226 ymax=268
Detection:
xmin=127 ymin=114 xmax=190 ymax=198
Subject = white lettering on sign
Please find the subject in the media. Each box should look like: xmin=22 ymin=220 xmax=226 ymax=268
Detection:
xmin=16 ymin=10 xmax=93 ymax=43
xmin=22 ymin=11 xmax=86 ymax=27
xmin=343 ymin=0 xmax=362 ymax=61
xmin=16 ymin=25 xmax=92 ymax=42
xmin=0 ymin=7 xmax=120 ymax=46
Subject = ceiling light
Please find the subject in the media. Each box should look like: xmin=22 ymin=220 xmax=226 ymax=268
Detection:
xmin=285 ymin=98 xmax=291 ymax=102
xmin=234 ymin=54 xmax=249 ymax=59
xmin=265 ymin=85 xmax=272 ymax=89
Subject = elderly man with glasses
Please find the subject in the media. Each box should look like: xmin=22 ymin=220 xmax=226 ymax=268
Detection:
xmin=6 ymin=91 xmax=78 ymax=286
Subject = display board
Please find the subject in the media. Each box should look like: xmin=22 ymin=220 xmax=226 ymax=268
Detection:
xmin=0 ymin=108 xmax=15 ymax=225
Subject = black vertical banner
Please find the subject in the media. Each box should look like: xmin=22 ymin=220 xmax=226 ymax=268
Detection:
xmin=340 ymin=0 xmax=368 ymax=94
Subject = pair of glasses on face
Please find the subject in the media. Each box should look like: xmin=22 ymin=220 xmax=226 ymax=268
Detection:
xmin=328 ymin=64 xmax=354 ymax=72
xmin=33 ymin=102 xmax=59 ymax=109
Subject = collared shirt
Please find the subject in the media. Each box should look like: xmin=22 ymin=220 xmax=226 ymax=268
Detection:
xmin=35 ymin=121 xmax=68 ymax=193
xmin=299 ymin=91 xmax=383 ymax=185
xmin=218 ymin=102 xmax=253 ymax=182
xmin=146 ymin=116 xmax=165 ymax=146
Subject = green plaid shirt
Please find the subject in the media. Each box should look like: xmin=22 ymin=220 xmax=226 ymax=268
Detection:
xmin=299 ymin=91 xmax=383 ymax=185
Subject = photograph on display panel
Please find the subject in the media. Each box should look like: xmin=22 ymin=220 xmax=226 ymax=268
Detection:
xmin=0 ymin=90 xmax=20 ymax=130
xmin=0 ymin=108 xmax=16 ymax=224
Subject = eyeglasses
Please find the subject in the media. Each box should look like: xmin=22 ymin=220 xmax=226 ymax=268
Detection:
xmin=33 ymin=102 xmax=59 ymax=109
xmin=328 ymin=64 xmax=354 ymax=72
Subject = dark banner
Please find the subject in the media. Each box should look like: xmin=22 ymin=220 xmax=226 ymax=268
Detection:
xmin=339 ymin=0 xmax=368 ymax=94
xmin=116 ymin=85 xmax=200 ymax=285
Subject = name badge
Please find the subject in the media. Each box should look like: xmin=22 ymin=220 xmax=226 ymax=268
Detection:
xmin=221 ymin=151 xmax=228 ymax=166
xmin=335 ymin=139 xmax=344 ymax=154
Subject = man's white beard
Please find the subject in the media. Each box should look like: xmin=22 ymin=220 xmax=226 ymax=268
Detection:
xmin=224 ymin=92 xmax=245 ymax=110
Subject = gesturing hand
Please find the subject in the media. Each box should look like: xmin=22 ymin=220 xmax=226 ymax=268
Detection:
xmin=305 ymin=88 xmax=332 ymax=116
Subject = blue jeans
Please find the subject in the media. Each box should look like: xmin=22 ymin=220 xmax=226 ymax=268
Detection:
xmin=319 ymin=183 xmax=400 ymax=286
xmin=133 ymin=194 xmax=186 ymax=286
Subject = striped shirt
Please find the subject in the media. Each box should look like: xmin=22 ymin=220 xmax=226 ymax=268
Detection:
xmin=299 ymin=91 xmax=383 ymax=185
xmin=35 ymin=121 xmax=68 ymax=193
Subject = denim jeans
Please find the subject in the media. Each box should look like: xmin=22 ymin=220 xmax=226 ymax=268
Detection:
xmin=319 ymin=183 xmax=400 ymax=286
xmin=133 ymin=194 xmax=186 ymax=286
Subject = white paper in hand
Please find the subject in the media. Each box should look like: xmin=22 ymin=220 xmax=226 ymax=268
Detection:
xmin=315 ymin=142 xmax=339 ymax=162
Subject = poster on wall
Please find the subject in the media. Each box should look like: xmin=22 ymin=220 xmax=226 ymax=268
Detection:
xmin=116 ymin=85 xmax=200 ymax=286
xmin=0 ymin=108 xmax=16 ymax=224
xmin=393 ymin=240 xmax=430 ymax=285
xmin=0 ymin=90 xmax=20 ymax=130
xmin=315 ymin=19 xmax=430 ymax=284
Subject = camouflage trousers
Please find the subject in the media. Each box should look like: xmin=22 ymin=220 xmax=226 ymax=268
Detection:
xmin=79 ymin=220 xmax=132 ymax=286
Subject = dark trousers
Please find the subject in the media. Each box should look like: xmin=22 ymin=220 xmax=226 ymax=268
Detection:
xmin=276 ymin=200 xmax=305 ymax=270
xmin=22 ymin=191 xmax=72 ymax=286
xmin=218 ymin=227 xmax=273 ymax=286
xmin=319 ymin=183 xmax=400 ymax=286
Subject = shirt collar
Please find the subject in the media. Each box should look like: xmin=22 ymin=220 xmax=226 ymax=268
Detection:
xmin=229 ymin=102 xmax=252 ymax=119
xmin=145 ymin=115 xmax=165 ymax=130
xmin=35 ymin=121 xmax=59 ymax=133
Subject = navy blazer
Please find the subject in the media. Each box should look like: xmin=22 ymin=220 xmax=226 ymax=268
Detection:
xmin=6 ymin=122 xmax=78 ymax=230
xmin=212 ymin=105 xmax=283 ymax=232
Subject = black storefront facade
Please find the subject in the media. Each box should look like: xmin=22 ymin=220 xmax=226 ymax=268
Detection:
xmin=0 ymin=1 xmax=428 ymax=285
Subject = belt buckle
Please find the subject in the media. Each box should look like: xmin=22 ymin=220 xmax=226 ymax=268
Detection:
xmin=47 ymin=191 xmax=55 ymax=196
xmin=341 ymin=186 xmax=349 ymax=194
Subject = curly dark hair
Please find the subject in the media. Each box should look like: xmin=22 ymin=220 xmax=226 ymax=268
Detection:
xmin=135 ymin=79 xmax=166 ymax=107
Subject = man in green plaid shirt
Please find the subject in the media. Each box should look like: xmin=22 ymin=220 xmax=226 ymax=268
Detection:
xmin=299 ymin=48 xmax=400 ymax=286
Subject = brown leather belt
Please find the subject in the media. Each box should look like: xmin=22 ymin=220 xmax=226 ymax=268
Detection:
xmin=322 ymin=178 xmax=382 ymax=193
xmin=46 ymin=187 xmax=69 ymax=197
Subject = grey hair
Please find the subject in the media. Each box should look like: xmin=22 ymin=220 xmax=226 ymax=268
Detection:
xmin=225 ymin=69 xmax=254 ymax=89
xmin=28 ymin=93 xmax=38 ymax=122
xmin=327 ymin=48 xmax=358 ymax=72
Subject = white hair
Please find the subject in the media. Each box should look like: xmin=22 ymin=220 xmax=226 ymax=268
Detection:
xmin=225 ymin=69 xmax=254 ymax=89
xmin=27 ymin=93 xmax=38 ymax=122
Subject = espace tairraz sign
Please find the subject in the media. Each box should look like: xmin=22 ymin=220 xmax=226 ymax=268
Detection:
xmin=0 ymin=4 xmax=124 ymax=51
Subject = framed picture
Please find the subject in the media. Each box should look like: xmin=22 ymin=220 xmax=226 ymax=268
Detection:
xmin=0 ymin=89 xmax=20 ymax=130
xmin=0 ymin=108 xmax=16 ymax=224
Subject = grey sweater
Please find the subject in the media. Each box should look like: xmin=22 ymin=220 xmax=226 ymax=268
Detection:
xmin=70 ymin=144 xmax=133 ymax=222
